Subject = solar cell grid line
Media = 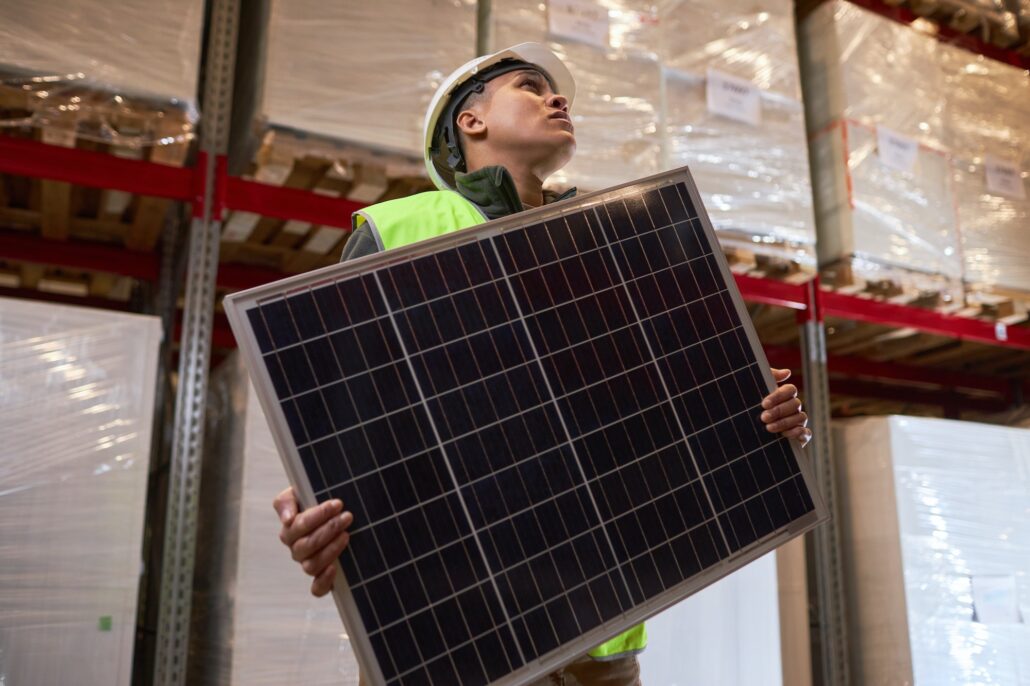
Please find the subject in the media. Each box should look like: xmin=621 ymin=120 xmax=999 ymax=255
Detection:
xmin=224 ymin=167 xmax=828 ymax=686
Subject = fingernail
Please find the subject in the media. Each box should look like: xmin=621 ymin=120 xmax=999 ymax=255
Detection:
xmin=280 ymin=508 xmax=293 ymax=523
xmin=340 ymin=511 xmax=353 ymax=524
xmin=330 ymin=499 xmax=343 ymax=511
xmin=760 ymin=412 xmax=771 ymax=422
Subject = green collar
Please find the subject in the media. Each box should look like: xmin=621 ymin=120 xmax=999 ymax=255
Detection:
xmin=454 ymin=165 xmax=577 ymax=220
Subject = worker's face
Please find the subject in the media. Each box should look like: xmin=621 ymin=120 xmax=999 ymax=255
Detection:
xmin=458 ymin=69 xmax=576 ymax=176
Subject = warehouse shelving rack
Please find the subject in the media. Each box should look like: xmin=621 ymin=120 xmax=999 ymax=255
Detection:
xmin=1 ymin=0 xmax=1028 ymax=684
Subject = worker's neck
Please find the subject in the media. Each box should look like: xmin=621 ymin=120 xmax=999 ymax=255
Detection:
xmin=467 ymin=158 xmax=545 ymax=209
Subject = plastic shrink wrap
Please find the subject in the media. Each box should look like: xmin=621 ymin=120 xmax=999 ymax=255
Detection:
xmin=835 ymin=416 xmax=1030 ymax=685
xmin=659 ymin=0 xmax=817 ymax=275
xmin=262 ymin=0 xmax=477 ymax=157
xmin=940 ymin=44 xmax=1030 ymax=298
xmin=0 ymin=298 xmax=161 ymax=685
xmin=487 ymin=0 xmax=665 ymax=193
xmin=0 ymin=0 xmax=201 ymax=148
xmin=799 ymin=2 xmax=963 ymax=302
xmin=190 ymin=354 xmax=361 ymax=685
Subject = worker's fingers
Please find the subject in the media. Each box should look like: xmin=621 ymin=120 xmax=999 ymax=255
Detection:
xmin=760 ymin=396 xmax=803 ymax=424
xmin=761 ymin=383 xmax=798 ymax=410
xmin=770 ymin=367 xmax=792 ymax=383
xmin=272 ymin=487 xmax=297 ymax=526
xmin=292 ymin=510 xmax=354 ymax=562
xmin=300 ymin=529 xmax=352 ymax=577
xmin=279 ymin=498 xmax=343 ymax=547
xmin=765 ymin=410 xmax=809 ymax=435
xmin=784 ymin=426 xmax=813 ymax=447
xmin=310 ymin=562 xmax=337 ymax=598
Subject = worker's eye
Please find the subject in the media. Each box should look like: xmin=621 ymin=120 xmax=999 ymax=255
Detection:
xmin=520 ymin=77 xmax=541 ymax=91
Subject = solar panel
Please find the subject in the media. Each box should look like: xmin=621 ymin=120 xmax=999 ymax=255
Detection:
xmin=224 ymin=167 xmax=827 ymax=686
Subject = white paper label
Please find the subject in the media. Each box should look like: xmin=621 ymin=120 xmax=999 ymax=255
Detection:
xmin=876 ymin=126 xmax=919 ymax=173
xmin=705 ymin=69 xmax=761 ymax=127
xmin=985 ymin=156 xmax=1026 ymax=200
xmin=548 ymin=0 xmax=610 ymax=50
xmin=971 ymin=575 xmax=1023 ymax=624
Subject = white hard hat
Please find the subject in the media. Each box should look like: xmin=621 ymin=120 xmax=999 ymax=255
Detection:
xmin=423 ymin=42 xmax=576 ymax=191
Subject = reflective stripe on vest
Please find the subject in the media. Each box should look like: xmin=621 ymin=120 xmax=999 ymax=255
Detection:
xmin=351 ymin=190 xmax=647 ymax=662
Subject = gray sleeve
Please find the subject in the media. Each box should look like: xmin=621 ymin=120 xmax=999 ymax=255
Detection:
xmin=340 ymin=224 xmax=382 ymax=262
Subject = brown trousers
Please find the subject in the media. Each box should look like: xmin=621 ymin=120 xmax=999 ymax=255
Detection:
xmin=527 ymin=655 xmax=641 ymax=686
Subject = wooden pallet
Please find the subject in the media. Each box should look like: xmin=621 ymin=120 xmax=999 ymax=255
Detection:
xmin=722 ymin=242 xmax=817 ymax=285
xmin=0 ymin=258 xmax=134 ymax=301
xmin=219 ymin=128 xmax=435 ymax=274
xmin=0 ymin=79 xmax=193 ymax=251
xmin=820 ymin=259 xmax=966 ymax=311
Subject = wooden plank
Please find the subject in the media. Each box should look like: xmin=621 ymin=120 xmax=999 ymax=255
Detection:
xmin=88 ymin=272 xmax=118 ymax=298
xmin=38 ymin=123 xmax=77 ymax=240
xmin=247 ymin=156 xmax=333 ymax=245
xmin=126 ymin=114 xmax=191 ymax=251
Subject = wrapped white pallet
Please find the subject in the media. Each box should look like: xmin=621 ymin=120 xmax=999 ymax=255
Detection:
xmin=940 ymin=45 xmax=1030 ymax=296
xmin=660 ymin=0 xmax=816 ymax=275
xmin=799 ymin=2 xmax=962 ymax=300
xmin=835 ymin=416 xmax=1030 ymax=685
xmin=0 ymin=298 xmax=161 ymax=685
xmin=0 ymin=0 xmax=202 ymax=105
xmin=262 ymin=0 xmax=477 ymax=157
xmin=192 ymin=355 xmax=361 ymax=685
xmin=0 ymin=0 xmax=201 ymax=149
xmin=487 ymin=0 xmax=664 ymax=193
xmin=640 ymin=552 xmax=784 ymax=686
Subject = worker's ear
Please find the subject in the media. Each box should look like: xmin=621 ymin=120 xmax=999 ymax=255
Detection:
xmin=455 ymin=108 xmax=486 ymax=140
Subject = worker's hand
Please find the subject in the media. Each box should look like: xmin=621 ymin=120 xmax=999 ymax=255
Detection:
xmin=273 ymin=487 xmax=354 ymax=598
xmin=760 ymin=368 xmax=811 ymax=447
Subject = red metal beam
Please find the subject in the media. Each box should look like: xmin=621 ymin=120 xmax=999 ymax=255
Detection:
xmin=0 ymin=135 xmax=195 ymax=200
xmin=0 ymin=230 xmax=161 ymax=281
xmin=762 ymin=343 xmax=1018 ymax=399
xmin=733 ymin=273 xmax=809 ymax=310
xmin=829 ymin=377 xmax=1011 ymax=414
xmin=225 ymin=176 xmax=361 ymax=230
xmin=0 ymin=229 xmax=288 ymax=292
xmin=820 ymin=289 xmax=1030 ymax=351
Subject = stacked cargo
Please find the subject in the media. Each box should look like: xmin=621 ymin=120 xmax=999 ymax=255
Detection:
xmin=659 ymin=0 xmax=817 ymax=279
xmin=940 ymin=44 xmax=1030 ymax=315
xmin=799 ymin=1 xmax=964 ymax=304
xmin=0 ymin=298 xmax=161 ymax=685
xmin=223 ymin=0 xmax=477 ymax=270
xmin=835 ymin=416 xmax=1030 ymax=684
xmin=0 ymin=0 xmax=201 ymax=251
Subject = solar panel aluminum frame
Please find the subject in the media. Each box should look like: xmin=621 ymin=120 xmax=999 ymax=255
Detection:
xmin=224 ymin=167 xmax=828 ymax=686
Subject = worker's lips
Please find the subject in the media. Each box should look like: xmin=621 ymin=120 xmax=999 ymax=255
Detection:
xmin=548 ymin=112 xmax=574 ymax=129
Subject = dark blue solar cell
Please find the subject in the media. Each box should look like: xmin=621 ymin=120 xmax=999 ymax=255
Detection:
xmin=312 ymin=283 xmax=351 ymax=333
xmin=247 ymin=306 xmax=275 ymax=352
xmin=456 ymin=240 xmax=500 ymax=284
xmin=525 ymin=222 xmax=558 ymax=265
xmin=285 ymin=290 xmax=324 ymax=339
xmin=660 ymin=184 xmax=695 ymax=223
xmin=259 ymin=299 xmax=299 ymax=349
xmin=498 ymin=228 xmax=536 ymax=273
xmin=336 ymin=275 xmax=380 ymax=322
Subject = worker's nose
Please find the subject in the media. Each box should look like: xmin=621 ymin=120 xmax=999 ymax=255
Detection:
xmin=548 ymin=93 xmax=569 ymax=112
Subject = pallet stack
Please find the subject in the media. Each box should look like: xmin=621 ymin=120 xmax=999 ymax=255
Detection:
xmin=0 ymin=0 xmax=202 ymax=299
